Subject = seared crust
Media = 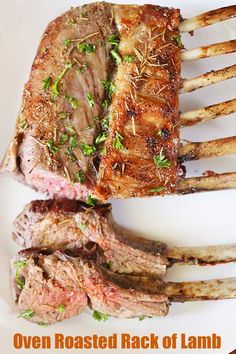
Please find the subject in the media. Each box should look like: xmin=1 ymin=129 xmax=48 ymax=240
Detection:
xmin=97 ymin=5 xmax=181 ymax=199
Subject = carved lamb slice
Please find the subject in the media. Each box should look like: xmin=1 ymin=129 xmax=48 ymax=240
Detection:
xmin=12 ymin=247 xmax=168 ymax=325
xmin=13 ymin=200 xmax=236 ymax=277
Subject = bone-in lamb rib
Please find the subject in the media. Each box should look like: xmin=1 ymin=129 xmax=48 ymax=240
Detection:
xmin=13 ymin=200 xmax=236 ymax=277
xmin=1 ymin=3 xmax=236 ymax=200
xmin=12 ymin=246 xmax=236 ymax=325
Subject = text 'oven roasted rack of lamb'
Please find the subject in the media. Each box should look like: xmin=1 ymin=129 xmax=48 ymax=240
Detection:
xmin=12 ymin=200 xmax=236 ymax=325
xmin=1 ymin=3 xmax=236 ymax=201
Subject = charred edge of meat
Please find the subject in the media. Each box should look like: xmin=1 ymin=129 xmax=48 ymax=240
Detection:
xmin=29 ymin=199 xmax=112 ymax=216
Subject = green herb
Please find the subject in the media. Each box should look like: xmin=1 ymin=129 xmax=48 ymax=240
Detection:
xmin=45 ymin=140 xmax=58 ymax=154
xmin=75 ymin=170 xmax=86 ymax=183
xmin=65 ymin=125 xmax=76 ymax=135
xmin=37 ymin=322 xmax=50 ymax=327
xmin=81 ymin=143 xmax=96 ymax=156
xmin=59 ymin=111 xmax=70 ymax=119
xmin=93 ymin=310 xmax=109 ymax=321
xmin=57 ymin=304 xmax=65 ymax=314
xmin=78 ymin=63 xmax=88 ymax=73
xmin=124 ymin=55 xmax=135 ymax=63
xmin=87 ymin=92 xmax=95 ymax=108
xmin=139 ymin=315 xmax=146 ymax=321
xmin=64 ymin=38 xmax=72 ymax=47
xmin=78 ymin=222 xmax=87 ymax=230
xmin=59 ymin=133 xmax=68 ymax=144
xmin=65 ymin=149 xmax=77 ymax=162
xmin=69 ymin=135 xmax=78 ymax=150
xmin=80 ymin=13 xmax=87 ymax=18
xmin=102 ymin=117 xmax=109 ymax=130
xmin=77 ymin=43 xmax=96 ymax=53
xmin=18 ymin=309 xmax=35 ymax=319
xmin=14 ymin=261 xmax=26 ymax=290
xmin=42 ymin=76 xmax=51 ymax=91
xmin=149 ymin=186 xmax=165 ymax=193
xmin=86 ymin=195 xmax=97 ymax=207
xmin=172 ymin=34 xmax=182 ymax=47
xmin=51 ymin=62 xmax=73 ymax=98
xmin=66 ymin=18 xmax=76 ymax=25
xmin=14 ymin=260 xmax=26 ymax=272
xmin=19 ymin=119 xmax=29 ymax=130
xmin=103 ymin=261 xmax=112 ymax=269
xmin=65 ymin=95 xmax=80 ymax=109
xmin=95 ymin=132 xmax=108 ymax=144
xmin=93 ymin=115 xmax=99 ymax=123
xmin=108 ymin=34 xmax=120 ymax=48
xmin=101 ymin=80 xmax=116 ymax=98
xmin=102 ymin=99 xmax=110 ymax=110
xmin=113 ymin=132 xmax=125 ymax=150
xmin=153 ymin=149 xmax=170 ymax=168
xmin=110 ymin=49 xmax=122 ymax=64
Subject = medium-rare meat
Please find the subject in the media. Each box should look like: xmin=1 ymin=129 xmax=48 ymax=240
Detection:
xmin=0 ymin=3 xmax=181 ymax=200
xmin=13 ymin=200 xmax=167 ymax=276
xmin=13 ymin=200 xmax=236 ymax=278
xmin=12 ymin=246 xmax=236 ymax=325
xmin=12 ymin=247 xmax=168 ymax=324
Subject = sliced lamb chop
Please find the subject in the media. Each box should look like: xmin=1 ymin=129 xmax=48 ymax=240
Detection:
xmin=12 ymin=247 xmax=236 ymax=325
xmin=12 ymin=247 xmax=168 ymax=325
xmin=13 ymin=200 xmax=236 ymax=277
xmin=2 ymin=4 xmax=236 ymax=200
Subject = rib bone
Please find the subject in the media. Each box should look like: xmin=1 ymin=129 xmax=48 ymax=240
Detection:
xmin=179 ymin=136 xmax=236 ymax=162
xmin=165 ymin=278 xmax=236 ymax=302
xmin=179 ymin=5 xmax=236 ymax=33
xmin=180 ymin=65 xmax=236 ymax=93
xmin=180 ymin=98 xmax=236 ymax=127
xmin=167 ymin=244 xmax=236 ymax=266
xmin=178 ymin=172 xmax=236 ymax=194
xmin=181 ymin=40 xmax=236 ymax=62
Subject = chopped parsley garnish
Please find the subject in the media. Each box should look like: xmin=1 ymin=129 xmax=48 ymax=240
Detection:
xmin=108 ymin=34 xmax=120 ymax=48
xmin=81 ymin=143 xmax=96 ymax=156
xmin=87 ymin=92 xmax=95 ymax=108
xmin=51 ymin=62 xmax=73 ymax=98
xmin=57 ymin=304 xmax=65 ymax=314
xmin=101 ymin=80 xmax=116 ymax=98
xmin=153 ymin=149 xmax=170 ymax=168
xmin=65 ymin=149 xmax=77 ymax=162
xmin=64 ymin=38 xmax=72 ymax=47
xmin=139 ymin=315 xmax=146 ymax=321
xmin=93 ymin=310 xmax=109 ymax=321
xmin=75 ymin=170 xmax=86 ymax=183
xmin=124 ymin=55 xmax=135 ymax=63
xmin=172 ymin=34 xmax=182 ymax=47
xmin=78 ymin=63 xmax=88 ymax=73
xmin=77 ymin=43 xmax=96 ymax=53
xmin=93 ymin=115 xmax=99 ymax=123
xmin=103 ymin=261 xmax=112 ymax=270
xmin=45 ymin=140 xmax=59 ymax=154
xmin=18 ymin=309 xmax=35 ymax=319
xmin=42 ymin=76 xmax=51 ymax=91
xmin=59 ymin=111 xmax=70 ymax=119
xmin=59 ymin=133 xmax=68 ymax=144
xmin=149 ymin=187 xmax=165 ymax=193
xmin=102 ymin=99 xmax=110 ymax=110
xmin=65 ymin=125 xmax=76 ymax=135
xmin=95 ymin=132 xmax=108 ymax=144
xmin=113 ymin=132 xmax=125 ymax=150
xmin=37 ymin=322 xmax=50 ymax=327
xmin=110 ymin=49 xmax=122 ymax=64
xmin=19 ymin=119 xmax=29 ymax=130
xmin=102 ymin=117 xmax=109 ymax=130
xmin=66 ymin=18 xmax=76 ymax=25
xmin=78 ymin=222 xmax=87 ymax=230
xmin=69 ymin=135 xmax=78 ymax=150
xmin=86 ymin=195 xmax=97 ymax=207
xmin=14 ymin=260 xmax=27 ymax=290
xmin=65 ymin=95 xmax=80 ymax=109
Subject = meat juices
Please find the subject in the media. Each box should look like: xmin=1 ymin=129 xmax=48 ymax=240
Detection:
xmin=0 ymin=3 xmax=181 ymax=201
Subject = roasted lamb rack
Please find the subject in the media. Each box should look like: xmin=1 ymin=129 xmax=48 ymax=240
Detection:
xmin=1 ymin=3 xmax=236 ymax=200
xmin=13 ymin=200 xmax=236 ymax=277
xmin=12 ymin=246 xmax=236 ymax=325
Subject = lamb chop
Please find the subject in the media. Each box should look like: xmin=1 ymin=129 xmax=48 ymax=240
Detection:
xmin=1 ymin=3 xmax=236 ymax=200
xmin=13 ymin=200 xmax=236 ymax=277
xmin=12 ymin=246 xmax=236 ymax=325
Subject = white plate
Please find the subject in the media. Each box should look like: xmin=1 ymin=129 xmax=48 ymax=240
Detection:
xmin=0 ymin=1 xmax=236 ymax=353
